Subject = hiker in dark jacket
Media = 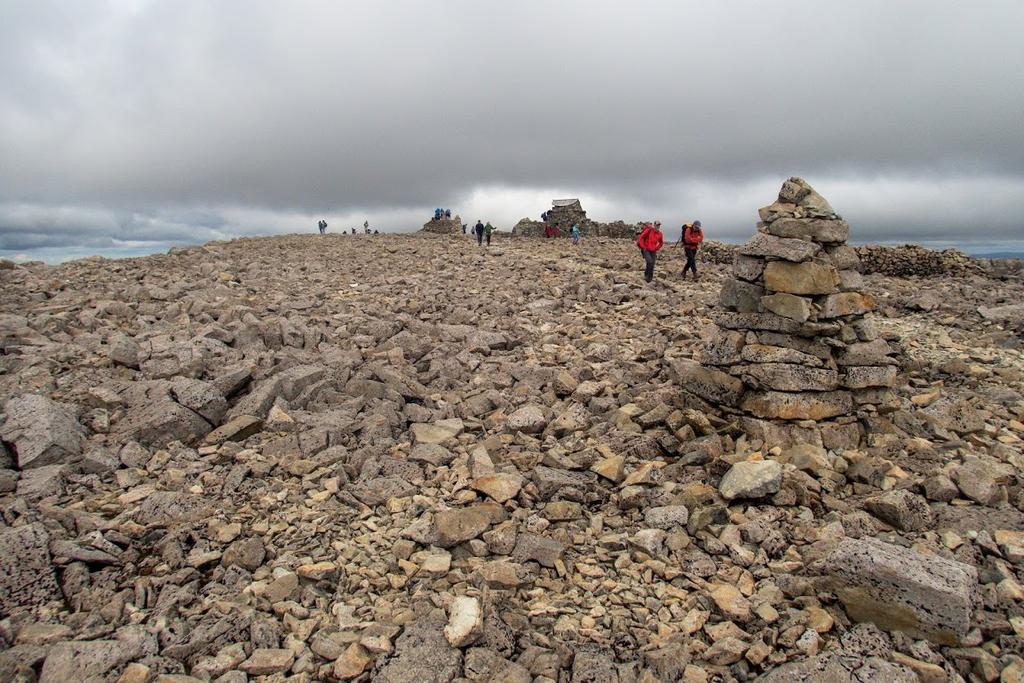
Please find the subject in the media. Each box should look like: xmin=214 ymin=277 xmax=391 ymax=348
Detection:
xmin=475 ymin=220 xmax=485 ymax=246
xmin=680 ymin=220 xmax=704 ymax=280
xmin=636 ymin=221 xmax=665 ymax=282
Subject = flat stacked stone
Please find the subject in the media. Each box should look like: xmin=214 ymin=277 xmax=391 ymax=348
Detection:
xmin=686 ymin=177 xmax=897 ymax=447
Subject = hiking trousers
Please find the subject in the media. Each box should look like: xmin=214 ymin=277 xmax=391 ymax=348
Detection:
xmin=476 ymin=230 xmax=483 ymax=245
xmin=641 ymin=249 xmax=657 ymax=282
xmin=683 ymin=248 xmax=698 ymax=276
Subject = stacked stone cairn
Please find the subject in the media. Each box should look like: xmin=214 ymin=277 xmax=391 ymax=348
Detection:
xmin=677 ymin=177 xmax=899 ymax=448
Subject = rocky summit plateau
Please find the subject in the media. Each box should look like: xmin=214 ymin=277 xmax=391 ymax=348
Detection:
xmin=1 ymin=180 xmax=1024 ymax=683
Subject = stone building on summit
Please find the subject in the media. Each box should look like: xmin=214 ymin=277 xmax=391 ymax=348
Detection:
xmin=511 ymin=198 xmax=638 ymax=238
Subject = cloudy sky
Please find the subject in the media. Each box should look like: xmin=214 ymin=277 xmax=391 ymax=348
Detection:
xmin=2 ymin=0 xmax=1023 ymax=261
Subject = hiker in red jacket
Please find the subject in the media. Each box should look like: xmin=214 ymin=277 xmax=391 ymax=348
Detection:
xmin=636 ymin=221 xmax=664 ymax=282
xmin=680 ymin=220 xmax=704 ymax=280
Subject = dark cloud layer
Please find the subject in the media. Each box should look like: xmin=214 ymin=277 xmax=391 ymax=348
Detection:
xmin=2 ymin=1 xmax=1023 ymax=259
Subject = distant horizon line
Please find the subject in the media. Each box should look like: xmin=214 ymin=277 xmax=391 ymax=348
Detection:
xmin=3 ymin=232 xmax=1024 ymax=266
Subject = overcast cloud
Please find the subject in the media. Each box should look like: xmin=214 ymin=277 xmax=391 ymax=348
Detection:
xmin=2 ymin=0 xmax=1023 ymax=260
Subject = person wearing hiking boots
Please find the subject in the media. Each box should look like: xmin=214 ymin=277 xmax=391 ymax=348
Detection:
xmin=680 ymin=220 xmax=704 ymax=280
xmin=636 ymin=221 xmax=664 ymax=283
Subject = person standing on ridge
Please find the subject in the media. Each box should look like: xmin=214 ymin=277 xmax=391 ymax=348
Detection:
xmin=484 ymin=221 xmax=494 ymax=246
xmin=680 ymin=220 xmax=704 ymax=280
xmin=475 ymin=219 xmax=485 ymax=246
xmin=636 ymin=221 xmax=664 ymax=283
xmin=570 ymin=223 xmax=581 ymax=246
xmin=318 ymin=219 xmax=325 ymax=235
xmin=364 ymin=220 xmax=370 ymax=234
xmin=462 ymin=223 xmax=468 ymax=235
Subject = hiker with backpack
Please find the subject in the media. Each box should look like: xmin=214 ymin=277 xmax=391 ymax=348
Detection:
xmin=475 ymin=220 xmax=485 ymax=246
xmin=318 ymin=219 xmax=327 ymax=235
xmin=679 ymin=220 xmax=704 ymax=280
xmin=636 ymin=221 xmax=664 ymax=283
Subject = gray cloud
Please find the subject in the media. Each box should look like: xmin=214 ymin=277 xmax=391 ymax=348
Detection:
xmin=2 ymin=0 xmax=1023 ymax=259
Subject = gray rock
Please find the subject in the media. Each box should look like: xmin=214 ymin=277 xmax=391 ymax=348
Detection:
xmin=864 ymin=489 xmax=933 ymax=531
xmin=762 ymin=217 xmax=849 ymax=244
xmin=571 ymin=647 xmax=620 ymax=683
xmin=223 ymin=537 xmax=266 ymax=571
xmin=278 ymin=364 xmax=328 ymax=400
xmin=843 ymin=365 xmax=897 ymax=389
xmin=123 ymin=399 xmax=211 ymax=446
xmin=1 ymin=393 xmax=86 ymax=469
xmin=741 ymin=363 xmax=839 ymax=392
xmin=816 ymin=537 xmax=978 ymax=646
xmin=350 ymin=476 xmax=417 ymax=506
xmin=512 ymin=533 xmax=565 ymax=567
xmin=16 ymin=464 xmax=68 ymax=501
xmin=532 ymin=465 xmax=593 ymax=501
xmin=506 ymin=404 xmax=548 ymax=434
xmin=954 ymin=457 xmax=1002 ymax=505
xmin=374 ymin=617 xmax=462 ymax=683
xmin=107 ymin=333 xmax=141 ymax=368
xmin=135 ymin=491 xmax=214 ymax=525
xmin=834 ymin=339 xmax=895 ymax=366
xmin=718 ymin=460 xmax=783 ymax=500
xmin=740 ymin=390 xmax=853 ymax=421
xmin=410 ymin=418 xmax=465 ymax=444
xmin=170 ymin=378 xmax=228 ymax=424
xmin=819 ymin=292 xmax=874 ymax=318
xmin=732 ymin=254 xmax=766 ymax=282
xmin=80 ymin=446 xmax=119 ymax=473
xmin=715 ymin=311 xmax=838 ymax=337
xmin=40 ymin=638 xmax=145 ymax=683
xmin=825 ymin=244 xmax=861 ymax=271
xmin=0 ymin=524 xmax=61 ymax=614
xmin=719 ymin=279 xmax=764 ymax=313
xmin=0 ymin=468 xmax=17 ymax=492
xmin=760 ymin=292 xmax=812 ymax=322
xmin=763 ymin=260 xmax=840 ymax=296
xmin=698 ymin=329 xmax=744 ymax=366
xmin=435 ymin=508 xmax=491 ymax=547
xmin=668 ymin=360 xmax=744 ymax=407
xmin=409 ymin=443 xmax=455 ymax=466
xmin=203 ymin=414 xmax=263 ymax=445
xmin=739 ymin=232 xmax=821 ymax=263
xmin=758 ymin=654 xmax=915 ymax=683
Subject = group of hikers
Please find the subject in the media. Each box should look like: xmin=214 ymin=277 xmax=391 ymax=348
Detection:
xmin=317 ymin=210 xmax=706 ymax=283
xmin=544 ymin=223 xmax=583 ymax=245
xmin=636 ymin=220 xmax=704 ymax=282
xmin=316 ymin=219 xmax=376 ymax=235
xmin=470 ymin=219 xmax=494 ymax=246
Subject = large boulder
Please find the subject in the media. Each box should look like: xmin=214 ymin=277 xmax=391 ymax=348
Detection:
xmin=1 ymin=394 xmax=86 ymax=469
xmin=740 ymin=390 xmax=853 ymax=421
xmin=718 ymin=461 xmax=783 ymax=500
xmin=815 ymin=537 xmax=978 ymax=645
xmin=763 ymin=261 xmax=840 ymax=295
xmin=374 ymin=617 xmax=462 ymax=683
xmin=761 ymin=217 xmax=849 ymax=244
xmin=0 ymin=523 xmax=61 ymax=614
xmin=739 ymin=233 xmax=821 ymax=263
xmin=668 ymin=360 xmax=744 ymax=406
